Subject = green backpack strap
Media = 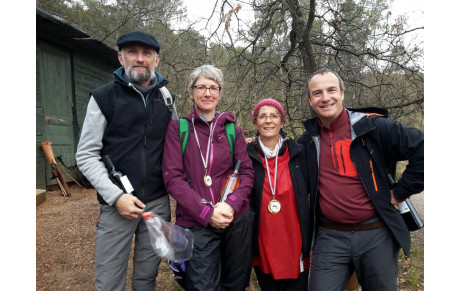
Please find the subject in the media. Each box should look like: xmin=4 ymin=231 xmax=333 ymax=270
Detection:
xmin=179 ymin=118 xmax=236 ymax=159
xmin=179 ymin=118 xmax=189 ymax=154
xmin=225 ymin=122 xmax=236 ymax=159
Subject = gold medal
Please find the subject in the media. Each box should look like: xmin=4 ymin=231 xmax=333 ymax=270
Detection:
xmin=204 ymin=174 xmax=212 ymax=187
xmin=268 ymin=199 xmax=281 ymax=214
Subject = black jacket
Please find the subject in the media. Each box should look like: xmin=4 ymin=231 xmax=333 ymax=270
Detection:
xmin=247 ymin=138 xmax=313 ymax=258
xmin=298 ymin=109 xmax=424 ymax=256
xmin=91 ymin=67 xmax=173 ymax=204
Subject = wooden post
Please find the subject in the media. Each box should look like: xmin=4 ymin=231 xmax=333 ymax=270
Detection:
xmin=40 ymin=141 xmax=71 ymax=196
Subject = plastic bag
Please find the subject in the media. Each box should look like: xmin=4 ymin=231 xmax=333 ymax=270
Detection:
xmin=142 ymin=212 xmax=193 ymax=263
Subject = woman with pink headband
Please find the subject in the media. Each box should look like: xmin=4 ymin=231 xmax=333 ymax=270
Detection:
xmin=247 ymin=98 xmax=313 ymax=290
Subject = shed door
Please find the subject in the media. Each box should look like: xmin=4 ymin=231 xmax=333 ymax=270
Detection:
xmin=38 ymin=41 xmax=75 ymax=185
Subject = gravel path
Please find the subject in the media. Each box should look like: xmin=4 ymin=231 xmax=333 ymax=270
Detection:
xmin=410 ymin=191 xmax=424 ymax=220
xmin=36 ymin=186 xmax=424 ymax=290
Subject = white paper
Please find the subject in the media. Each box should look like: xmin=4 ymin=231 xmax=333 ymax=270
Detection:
xmin=120 ymin=175 xmax=134 ymax=193
xmin=398 ymin=201 xmax=409 ymax=214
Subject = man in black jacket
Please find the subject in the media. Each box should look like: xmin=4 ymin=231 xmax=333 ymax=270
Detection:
xmin=298 ymin=68 xmax=424 ymax=291
xmin=76 ymin=30 xmax=177 ymax=291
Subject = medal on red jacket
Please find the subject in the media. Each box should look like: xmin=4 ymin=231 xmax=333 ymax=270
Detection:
xmin=268 ymin=199 xmax=281 ymax=213
xmin=263 ymin=137 xmax=283 ymax=214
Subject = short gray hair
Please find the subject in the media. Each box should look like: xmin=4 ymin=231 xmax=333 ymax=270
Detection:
xmin=188 ymin=65 xmax=224 ymax=95
xmin=306 ymin=68 xmax=345 ymax=98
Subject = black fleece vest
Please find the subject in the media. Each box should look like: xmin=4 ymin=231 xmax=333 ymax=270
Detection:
xmin=91 ymin=80 xmax=171 ymax=204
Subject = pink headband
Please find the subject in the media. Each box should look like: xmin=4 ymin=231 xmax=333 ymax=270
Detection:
xmin=252 ymin=98 xmax=286 ymax=120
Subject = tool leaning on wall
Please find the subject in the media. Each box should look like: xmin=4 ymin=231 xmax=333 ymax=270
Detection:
xmin=40 ymin=141 xmax=71 ymax=196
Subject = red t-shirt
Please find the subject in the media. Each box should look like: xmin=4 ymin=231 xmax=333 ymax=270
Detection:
xmin=252 ymin=146 xmax=304 ymax=279
xmin=318 ymin=108 xmax=376 ymax=224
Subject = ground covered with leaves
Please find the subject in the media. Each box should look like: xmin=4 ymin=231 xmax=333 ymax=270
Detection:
xmin=36 ymin=185 xmax=423 ymax=290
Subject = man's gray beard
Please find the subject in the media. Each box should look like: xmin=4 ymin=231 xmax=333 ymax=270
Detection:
xmin=126 ymin=66 xmax=155 ymax=83
xmin=121 ymin=51 xmax=156 ymax=84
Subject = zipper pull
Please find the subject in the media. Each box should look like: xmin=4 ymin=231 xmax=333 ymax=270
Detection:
xmin=200 ymin=199 xmax=215 ymax=208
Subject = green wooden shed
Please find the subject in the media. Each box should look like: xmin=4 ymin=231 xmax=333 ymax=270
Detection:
xmin=36 ymin=8 xmax=119 ymax=190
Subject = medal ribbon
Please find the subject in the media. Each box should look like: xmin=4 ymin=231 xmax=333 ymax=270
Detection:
xmin=192 ymin=115 xmax=216 ymax=175
xmin=263 ymin=137 xmax=283 ymax=199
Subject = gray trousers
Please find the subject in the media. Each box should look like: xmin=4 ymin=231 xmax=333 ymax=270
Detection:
xmin=94 ymin=195 xmax=171 ymax=291
xmin=308 ymin=225 xmax=400 ymax=291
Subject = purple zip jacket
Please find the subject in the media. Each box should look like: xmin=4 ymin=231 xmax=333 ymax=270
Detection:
xmin=162 ymin=105 xmax=254 ymax=227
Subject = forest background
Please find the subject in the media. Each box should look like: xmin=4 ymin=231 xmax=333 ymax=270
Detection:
xmin=36 ymin=0 xmax=424 ymax=139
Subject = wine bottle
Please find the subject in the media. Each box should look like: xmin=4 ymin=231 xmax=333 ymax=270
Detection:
xmin=398 ymin=198 xmax=424 ymax=231
xmin=102 ymin=155 xmax=134 ymax=194
xmin=218 ymin=160 xmax=242 ymax=202
xmin=386 ymin=173 xmax=423 ymax=231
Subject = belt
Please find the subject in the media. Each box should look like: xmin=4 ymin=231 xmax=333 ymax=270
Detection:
xmin=320 ymin=221 xmax=385 ymax=231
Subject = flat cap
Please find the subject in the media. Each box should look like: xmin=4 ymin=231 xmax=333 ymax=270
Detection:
xmin=116 ymin=30 xmax=160 ymax=53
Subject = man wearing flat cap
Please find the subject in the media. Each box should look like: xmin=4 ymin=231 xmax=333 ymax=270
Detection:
xmin=76 ymin=30 xmax=178 ymax=290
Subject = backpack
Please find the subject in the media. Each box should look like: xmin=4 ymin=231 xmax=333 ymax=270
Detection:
xmin=178 ymin=118 xmax=236 ymax=159
xmin=159 ymin=86 xmax=178 ymax=120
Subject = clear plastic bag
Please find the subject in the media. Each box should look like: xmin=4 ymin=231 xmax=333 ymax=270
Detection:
xmin=142 ymin=212 xmax=193 ymax=263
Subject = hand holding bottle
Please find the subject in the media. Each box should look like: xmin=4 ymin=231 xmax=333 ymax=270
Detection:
xmin=116 ymin=194 xmax=145 ymax=219
xmin=386 ymin=173 xmax=423 ymax=231
xmin=209 ymin=205 xmax=234 ymax=229
xmin=102 ymin=155 xmax=144 ymax=219
xmin=389 ymin=189 xmax=399 ymax=210
xmin=209 ymin=202 xmax=235 ymax=229
xmin=215 ymin=201 xmax=235 ymax=217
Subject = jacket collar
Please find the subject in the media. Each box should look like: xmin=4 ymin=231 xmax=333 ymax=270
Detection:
xmin=348 ymin=110 xmax=377 ymax=138
xmin=303 ymin=108 xmax=375 ymax=139
xmin=248 ymin=138 xmax=303 ymax=163
xmin=183 ymin=105 xmax=237 ymax=126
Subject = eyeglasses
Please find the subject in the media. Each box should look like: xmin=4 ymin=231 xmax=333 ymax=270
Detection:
xmin=257 ymin=114 xmax=280 ymax=121
xmin=193 ymin=85 xmax=221 ymax=94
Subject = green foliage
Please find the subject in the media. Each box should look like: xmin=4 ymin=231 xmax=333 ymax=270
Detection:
xmin=406 ymin=246 xmax=422 ymax=287
xmin=37 ymin=0 xmax=424 ymax=137
xmin=38 ymin=0 xmax=187 ymax=49
xmin=398 ymin=244 xmax=424 ymax=289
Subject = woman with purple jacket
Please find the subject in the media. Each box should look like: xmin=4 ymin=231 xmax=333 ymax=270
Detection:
xmin=162 ymin=64 xmax=254 ymax=290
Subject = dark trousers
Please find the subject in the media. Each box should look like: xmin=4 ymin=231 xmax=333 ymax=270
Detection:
xmin=308 ymin=225 xmax=399 ymax=291
xmin=254 ymin=266 xmax=308 ymax=291
xmin=185 ymin=211 xmax=254 ymax=291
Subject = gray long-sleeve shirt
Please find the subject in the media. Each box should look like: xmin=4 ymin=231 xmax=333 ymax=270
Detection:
xmin=76 ymin=96 xmax=124 ymax=205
